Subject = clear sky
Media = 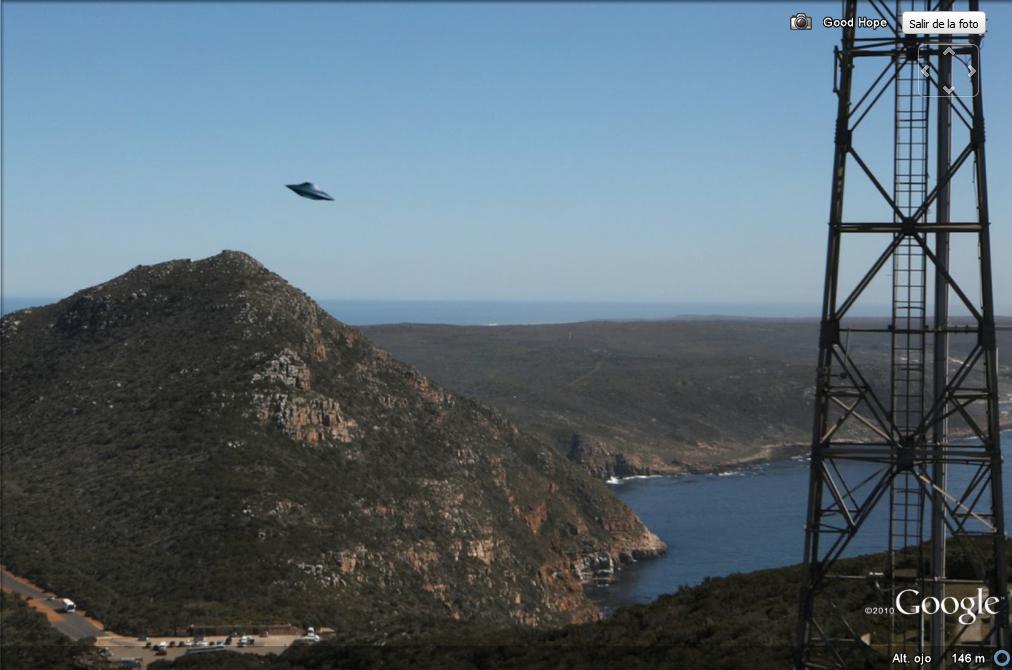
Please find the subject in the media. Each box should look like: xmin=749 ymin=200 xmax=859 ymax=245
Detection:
xmin=3 ymin=2 xmax=1010 ymax=311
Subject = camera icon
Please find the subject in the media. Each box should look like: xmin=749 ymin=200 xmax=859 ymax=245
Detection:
xmin=790 ymin=12 xmax=813 ymax=30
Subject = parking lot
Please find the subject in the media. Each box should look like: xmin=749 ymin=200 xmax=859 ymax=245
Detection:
xmin=3 ymin=565 xmax=314 ymax=669
xmin=95 ymin=633 xmax=305 ymax=668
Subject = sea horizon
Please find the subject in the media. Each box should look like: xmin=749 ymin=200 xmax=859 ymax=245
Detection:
xmin=4 ymin=296 xmax=1008 ymax=326
xmin=1 ymin=296 xmax=857 ymax=326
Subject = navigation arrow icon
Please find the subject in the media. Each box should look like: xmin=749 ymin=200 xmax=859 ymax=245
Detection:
xmin=943 ymin=85 xmax=955 ymax=95
xmin=921 ymin=65 xmax=930 ymax=77
xmin=968 ymin=65 xmax=977 ymax=77
xmin=944 ymin=47 xmax=955 ymax=56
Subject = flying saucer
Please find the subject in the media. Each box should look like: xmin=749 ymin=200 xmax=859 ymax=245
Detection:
xmin=286 ymin=182 xmax=334 ymax=201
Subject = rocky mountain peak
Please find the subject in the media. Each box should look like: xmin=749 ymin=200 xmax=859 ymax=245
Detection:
xmin=1 ymin=251 xmax=662 ymax=637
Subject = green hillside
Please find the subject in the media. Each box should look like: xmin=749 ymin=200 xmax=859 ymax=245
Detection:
xmin=150 ymin=540 xmax=1012 ymax=670
xmin=1 ymin=252 xmax=662 ymax=635
xmin=365 ymin=320 xmax=1012 ymax=478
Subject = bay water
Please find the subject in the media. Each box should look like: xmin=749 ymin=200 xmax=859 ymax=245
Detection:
xmin=589 ymin=427 xmax=1012 ymax=614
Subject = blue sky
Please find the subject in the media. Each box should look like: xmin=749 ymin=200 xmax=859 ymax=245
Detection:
xmin=3 ymin=2 xmax=1010 ymax=311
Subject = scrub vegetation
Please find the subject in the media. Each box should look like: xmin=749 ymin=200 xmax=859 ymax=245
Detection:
xmin=365 ymin=319 xmax=1012 ymax=479
xmin=150 ymin=540 xmax=1012 ymax=670
xmin=0 ymin=592 xmax=109 ymax=669
xmin=1 ymin=251 xmax=661 ymax=636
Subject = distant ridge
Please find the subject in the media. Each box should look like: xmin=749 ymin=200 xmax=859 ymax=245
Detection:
xmin=364 ymin=319 xmax=1012 ymax=479
xmin=7 ymin=295 xmax=1008 ymax=325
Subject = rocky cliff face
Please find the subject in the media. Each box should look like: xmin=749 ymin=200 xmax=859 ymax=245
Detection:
xmin=0 ymin=251 xmax=662 ymax=636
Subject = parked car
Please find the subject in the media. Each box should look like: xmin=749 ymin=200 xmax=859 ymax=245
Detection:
xmin=294 ymin=628 xmax=321 ymax=645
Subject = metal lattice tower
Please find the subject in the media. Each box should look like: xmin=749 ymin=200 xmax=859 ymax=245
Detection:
xmin=796 ymin=1 xmax=1006 ymax=668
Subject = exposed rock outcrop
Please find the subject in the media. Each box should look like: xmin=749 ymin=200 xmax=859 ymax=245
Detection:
xmin=1 ymin=250 xmax=663 ymax=637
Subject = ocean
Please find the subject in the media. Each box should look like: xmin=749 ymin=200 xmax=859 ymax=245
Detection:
xmin=1 ymin=297 xmax=829 ymax=324
xmin=587 ymin=428 xmax=1012 ymax=614
xmin=2 ymin=298 xmax=998 ymax=325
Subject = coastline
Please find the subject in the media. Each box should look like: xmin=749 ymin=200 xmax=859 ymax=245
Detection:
xmin=604 ymin=444 xmax=808 ymax=485
xmin=603 ymin=408 xmax=1012 ymax=487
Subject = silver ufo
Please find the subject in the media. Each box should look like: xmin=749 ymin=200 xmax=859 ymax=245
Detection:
xmin=286 ymin=182 xmax=334 ymax=201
